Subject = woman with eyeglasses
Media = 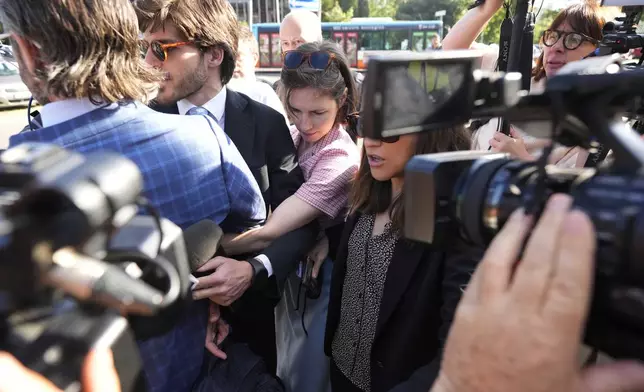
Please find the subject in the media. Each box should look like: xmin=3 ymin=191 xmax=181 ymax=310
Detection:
xmin=442 ymin=0 xmax=606 ymax=168
xmin=219 ymin=41 xmax=360 ymax=392
xmin=323 ymin=86 xmax=478 ymax=391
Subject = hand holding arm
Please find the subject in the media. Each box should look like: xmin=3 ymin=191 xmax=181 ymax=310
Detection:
xmin=221 ymin=195 xmax=323 ymax=255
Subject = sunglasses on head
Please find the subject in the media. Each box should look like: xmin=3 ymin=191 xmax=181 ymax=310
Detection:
xmin=282 ymin=50 xmax=336 ymax=70
xmin=140 ymin=40 xmax=194 ymax=62
xmin=542 ymin=29 xmax=598 ymax=51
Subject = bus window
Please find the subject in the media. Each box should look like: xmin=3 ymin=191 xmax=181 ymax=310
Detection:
xmin=385 ymin=30 xmax=409 ymax=50
xmin=333 ymin=32 xmax=346 ymax=52
xmin=359 ymin=31 xmax=384 ymax=50
xmin=258 ymin=33 xmax=271 ymax=67
xmin=411 ymin=31 xmax=425 ymax=51
xmin=322 ymin=30 xmax=332 ymax=40
xmin=271 ymin=33 xmax=281 ymax=67
xmin=346 ymin=32 xmax=358 ymax=67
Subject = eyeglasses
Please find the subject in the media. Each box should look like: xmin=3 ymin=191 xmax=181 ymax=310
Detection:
xmin=282 ymin=50 xmax=336 ymax=70
xmin=542 ymin=30 xmax=598 ymax=51
xmin=140 ymin=40 xmax=194 ymax=62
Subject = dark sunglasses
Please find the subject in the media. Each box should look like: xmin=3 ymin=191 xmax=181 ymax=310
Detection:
xmin=140 ymin=40 xmax=194 ymax=62
xmin=381 ymin=135 xmax=400 ymax=143
xmin=542 ymin=29 xmax=598 ymax=51
xmin=282 ymin=50 xmax=336 ymax=70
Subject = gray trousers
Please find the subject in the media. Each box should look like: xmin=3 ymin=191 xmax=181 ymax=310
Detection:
xmin=276 ymin=259 xmax=333 ymax=392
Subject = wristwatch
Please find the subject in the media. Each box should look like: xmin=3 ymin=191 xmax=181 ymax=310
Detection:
xmin=246 ymin=257 xmax=268 ymax=287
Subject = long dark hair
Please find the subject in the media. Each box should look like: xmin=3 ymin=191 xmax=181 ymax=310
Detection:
xmin=349 ymin=129 xmax=471 ymax=232
xmin=532 ymin=0 xmax=605 ymax=82
xmin=280 ymin=41 xmax=360 ymax=139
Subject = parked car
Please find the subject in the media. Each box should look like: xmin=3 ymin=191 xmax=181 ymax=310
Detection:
xmin=0 ymin=60 xmax=32 ymax=108
xmin=0 ymin=45 xmax=17 ymax=66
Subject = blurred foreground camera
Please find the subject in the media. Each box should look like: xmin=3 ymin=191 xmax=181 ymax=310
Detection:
xmin=361 ymin=50 xmax=644 ymax=361
xmin=0 ymin=143 xmax=192 ymax=392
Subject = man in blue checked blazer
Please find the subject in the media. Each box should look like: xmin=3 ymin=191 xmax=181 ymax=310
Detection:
xmin=2 ymin=0 xmax=266 ymax=390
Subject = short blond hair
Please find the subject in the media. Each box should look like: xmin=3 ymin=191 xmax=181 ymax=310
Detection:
xmin=238 ymin=25 xmax=258 ymax=58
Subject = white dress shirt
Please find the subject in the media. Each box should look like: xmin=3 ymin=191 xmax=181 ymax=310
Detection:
xmin=178 ymin=87 xmax=227 ymax=131
xmin=178 ymin=86 xmax=274 ymax=277
xmin=40 ymin=97 xmax=113 ymax=128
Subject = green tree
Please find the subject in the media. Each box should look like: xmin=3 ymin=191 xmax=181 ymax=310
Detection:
xmin=322 ymin=0 xmax=354 ymax=22
xmin=339 ymin=0 xmax=357 ymax=13
xmin=475 ymin=5 xmax=559 ymax=45
xmin=396 ymin=0 xmax=469 ymax=33
xmin=478 ymin=6 xmax=508 ymax=44
xmin=356 ymin=0 xmax=369 ymax=17
xmin=533 ymin=8 xmax=558 ymax=43
xmin=368 ymin=0 xmax=400 ymax=18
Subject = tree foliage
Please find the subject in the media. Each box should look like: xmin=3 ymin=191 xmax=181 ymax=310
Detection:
xmin=322 ymin=0 xmax=354 ymax=22
xmin=396 ymin=0 xmax=469 ymax=32
xmin=368 ymin=0 xmax=400 ymax=18
xmin=533 ymin=8 xmax=559 ymax=43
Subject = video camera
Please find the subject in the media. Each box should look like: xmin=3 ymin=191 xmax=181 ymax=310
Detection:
xmin=360 ymin=49 xmax=644 ymax=361
xmin=0 ymin=143 xmax=192 ymax=392
xmin=598 ymin=1 xmax=644 ymax=57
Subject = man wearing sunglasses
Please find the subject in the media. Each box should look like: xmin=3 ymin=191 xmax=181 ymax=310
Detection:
xmin=1 ymin=0 xmax=266 ymax=391
xmin=135 ymin=0 xmax=317 ymax=385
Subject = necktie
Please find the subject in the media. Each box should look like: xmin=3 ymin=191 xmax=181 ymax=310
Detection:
xmin=186 ymin=106 xmax=211 ymax=117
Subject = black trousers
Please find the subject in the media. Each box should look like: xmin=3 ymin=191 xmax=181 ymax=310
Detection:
xmin=331 ymin=360 xmax=364 ymax=392
xmin=223 ymin=289 xmax=278 ymax=375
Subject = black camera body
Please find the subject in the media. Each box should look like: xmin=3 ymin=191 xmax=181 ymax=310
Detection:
xmin=0 ymin=143 xmax=191 ymax=392
xmin=360 ymin=49 xmax=644 ymax=360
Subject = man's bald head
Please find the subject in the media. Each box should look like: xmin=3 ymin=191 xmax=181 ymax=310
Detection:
xmin=279 ymin=10 xmax=322 ymax=52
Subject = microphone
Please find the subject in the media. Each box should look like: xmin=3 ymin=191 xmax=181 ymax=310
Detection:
xmin=47 ymin=247 xmax=174 ymax=315
xmin=181 ymin=220 xmax=224 ymax=287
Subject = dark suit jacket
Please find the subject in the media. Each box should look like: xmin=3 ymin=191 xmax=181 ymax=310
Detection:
xmin=324 ymin=213 xmax=481 ymax=392
xmin=151 ymin=90 xmax=317 ymax=285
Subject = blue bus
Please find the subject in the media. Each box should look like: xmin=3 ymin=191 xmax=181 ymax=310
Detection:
xmin=252 ymin=19 xmax=443 ymax=69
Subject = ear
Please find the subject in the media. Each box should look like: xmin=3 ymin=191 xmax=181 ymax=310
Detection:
xmin=205 ymin=46 xmax=224 ymax=68
xmin=12 ymin=35 xmax=41 ymax=75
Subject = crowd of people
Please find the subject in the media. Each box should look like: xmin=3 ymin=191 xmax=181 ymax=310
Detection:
xmin=2 ymin=0 xmax=644 ymax=391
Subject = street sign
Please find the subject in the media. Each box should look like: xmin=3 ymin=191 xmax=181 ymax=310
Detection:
xmin=288 ymin=0 xmax=320 ymax=11
xmin=435 ymin=10 xmax=446 ymax=17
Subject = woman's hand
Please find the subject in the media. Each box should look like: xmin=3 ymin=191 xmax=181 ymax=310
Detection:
xmin=0 ymin=350 xmax=120 ymax=392
xmin=431 ymin=195 xmax=644 ymax=392
xmin=489 ymin=129 xmax=535 ymax=161
xmin=307 ymin=235 xmax=329 ymax=279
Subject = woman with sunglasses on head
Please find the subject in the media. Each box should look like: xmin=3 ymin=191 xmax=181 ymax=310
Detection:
xmin=442 ymin=0 xmax=606 ymax=168
xmin=324 ymin=85 xmax=479 ymax=391
xmin=220 ymin=41 xmax=360 ymax=392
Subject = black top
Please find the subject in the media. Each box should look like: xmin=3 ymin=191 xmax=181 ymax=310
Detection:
xmin=325 ymin=213 xmax=482 ymax=392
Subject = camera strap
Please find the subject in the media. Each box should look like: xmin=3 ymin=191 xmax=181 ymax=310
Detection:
xmin=498 ymin=3 xmax=513 ymax=73
xmin=497 ymin=3 xmax=513 ymax=136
